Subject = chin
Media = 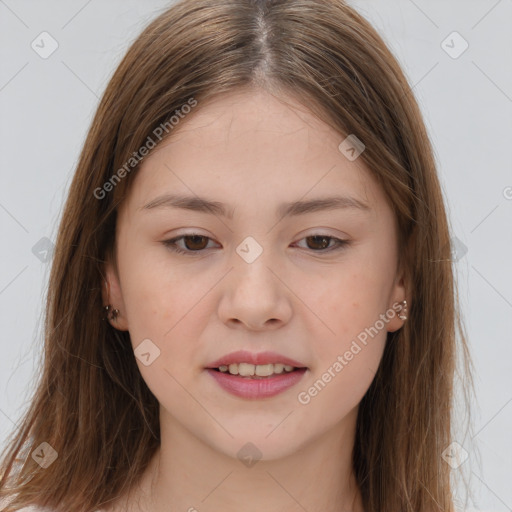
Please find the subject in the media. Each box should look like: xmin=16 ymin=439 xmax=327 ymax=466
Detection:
xmin=201 ymin=427 xmax=309 ymax=464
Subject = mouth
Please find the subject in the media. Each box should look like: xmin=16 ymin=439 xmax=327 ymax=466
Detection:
xmin=204 ymin=350 xmax=308 ymax=399
xmin=205 ymin=365 xmax=308 ymax=399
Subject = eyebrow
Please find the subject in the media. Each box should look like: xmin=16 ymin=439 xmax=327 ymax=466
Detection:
xmin=140 ymin=193 xmax=371 ymax=219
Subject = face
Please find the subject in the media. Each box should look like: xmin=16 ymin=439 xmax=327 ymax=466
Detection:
xmin=103 ymin=88 xmax=406 ymax=461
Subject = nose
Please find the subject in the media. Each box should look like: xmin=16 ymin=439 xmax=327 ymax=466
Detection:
xmin=217 ymin=253 xmax=293 ymax=331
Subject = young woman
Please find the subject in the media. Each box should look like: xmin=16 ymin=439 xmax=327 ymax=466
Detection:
xmin=0 ymin=0 xmax=475 ymax=511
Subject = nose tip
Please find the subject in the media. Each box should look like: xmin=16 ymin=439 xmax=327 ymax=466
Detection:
xmin=218 ymin=256 xmax=294 ymax=331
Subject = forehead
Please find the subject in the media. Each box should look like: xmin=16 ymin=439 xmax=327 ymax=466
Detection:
xmin=121 ymin=88 xmax=390 ymax=222
xmin=166 ymin=88 xmax=342 ymax=151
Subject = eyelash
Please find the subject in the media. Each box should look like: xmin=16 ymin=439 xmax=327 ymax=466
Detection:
xmin=162 ymin=233 xmax=350 ymax=256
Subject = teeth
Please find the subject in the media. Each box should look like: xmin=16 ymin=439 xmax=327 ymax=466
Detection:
xmin=255 ymin=364 xmax=273 ymax=376
xmin=217 ymin=363 xmax=297 ymax=377
xmin=273 ymin=363 xmax=284 ymax=374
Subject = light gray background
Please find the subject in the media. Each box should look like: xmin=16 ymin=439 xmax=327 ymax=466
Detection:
xmin=0 ymin=1 xmax=511 ymax=510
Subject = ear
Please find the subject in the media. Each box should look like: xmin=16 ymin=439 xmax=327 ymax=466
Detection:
xmin=386 ymin=267 xmax=409 ymax=333
xmin=102 ymin=258 xmax=129 ymax=331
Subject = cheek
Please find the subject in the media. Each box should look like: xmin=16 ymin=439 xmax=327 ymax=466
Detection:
xmin=118 ymin=244 xmax=196 ymax=333
xmin=317 ymin=267 xmax=389 ymax=337
xmin=308 ymin=262 xmax=391 ymax=388
xmin=297 ymin=341 xmax=385 ymax=425
xmin=300 ymin=272 xmax=388 ymax=413
xmin=119 ymin=250 xmax=215 ymax=367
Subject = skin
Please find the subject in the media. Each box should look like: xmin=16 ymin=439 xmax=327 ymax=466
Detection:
xmin=102 ymin=87 xmax=407 ymax=512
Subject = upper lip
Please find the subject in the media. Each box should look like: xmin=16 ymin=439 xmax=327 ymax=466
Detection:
xmin=206 ymin=350 xmax=307 ymax=369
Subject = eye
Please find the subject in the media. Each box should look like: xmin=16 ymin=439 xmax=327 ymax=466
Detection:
xmin=162 ymin=233 xmax=349 ymax=255
xmin=293 ymin=235 xmax=350 ymax=252
xmin=162 ymin=234 xmax=218 ymax=255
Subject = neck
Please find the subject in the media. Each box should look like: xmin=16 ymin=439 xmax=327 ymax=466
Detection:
xmin=125 ymin=405 xmax=365 ymax=512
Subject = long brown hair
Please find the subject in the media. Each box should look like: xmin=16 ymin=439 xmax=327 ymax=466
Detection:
xmin=0 ymin=1 xmax=475 ymax=510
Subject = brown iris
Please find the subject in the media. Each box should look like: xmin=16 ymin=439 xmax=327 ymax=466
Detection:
xmin=304 ymin=235 xmax=331 ymax=250
xmin=181 ymin=235 xmax=209 ymax=250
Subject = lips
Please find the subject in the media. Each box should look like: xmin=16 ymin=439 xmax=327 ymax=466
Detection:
xmin=205 ymin=350 xmax=307 ymax=369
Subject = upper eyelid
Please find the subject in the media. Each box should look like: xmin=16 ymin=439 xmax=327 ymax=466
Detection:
xmin=168 ymin=233 xmax=220 ymax=245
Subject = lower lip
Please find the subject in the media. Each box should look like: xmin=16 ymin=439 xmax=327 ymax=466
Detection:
xmin=205 ymin=368 xmax=307 ymax=399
